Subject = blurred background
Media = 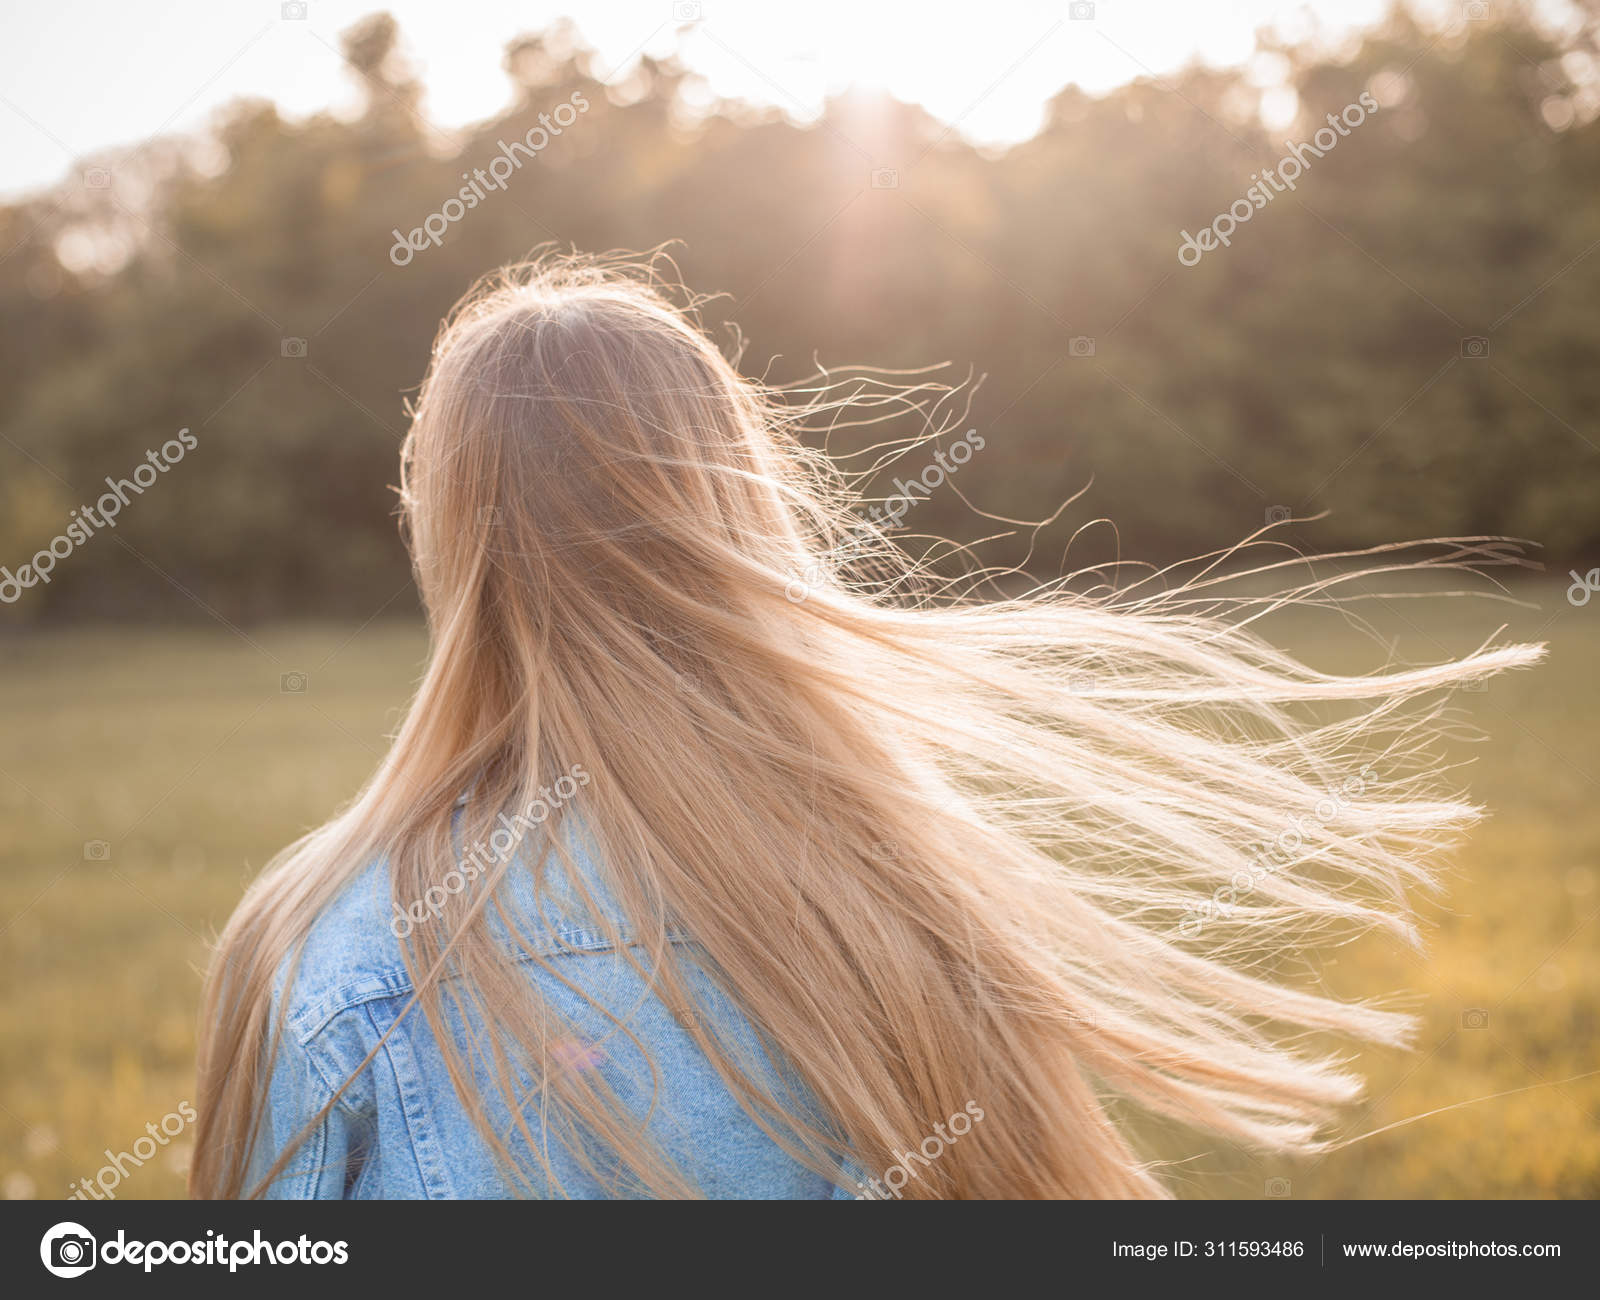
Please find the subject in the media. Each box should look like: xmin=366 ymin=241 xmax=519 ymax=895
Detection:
xmin=0 ymin=0 xmax=1596 ymax=1198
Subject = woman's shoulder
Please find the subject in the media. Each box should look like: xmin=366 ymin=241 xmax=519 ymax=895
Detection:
xmin=274 ymin=815 xmax=660 ymax=1044
xmin=273 ymin=855 xmax=410 ymax=1046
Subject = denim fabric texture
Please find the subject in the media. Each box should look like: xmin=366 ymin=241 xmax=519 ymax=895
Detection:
xmin=247 ymin=810 xmax=853 ymax=1199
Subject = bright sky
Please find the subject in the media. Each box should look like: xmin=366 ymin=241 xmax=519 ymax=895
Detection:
xmin=0 ymin=0 xmax=1473 ymax=200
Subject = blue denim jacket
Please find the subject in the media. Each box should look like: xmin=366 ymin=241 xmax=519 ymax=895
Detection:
xmin=247 ymin=814 xmax=851 ymax=1199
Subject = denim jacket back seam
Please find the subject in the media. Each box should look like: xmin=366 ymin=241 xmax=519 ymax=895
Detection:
xmin=287 ymin=923 xmax=693 ymax=1047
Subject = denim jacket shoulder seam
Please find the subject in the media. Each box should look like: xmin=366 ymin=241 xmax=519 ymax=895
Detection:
xmin=288 ymin=969 xmax=412 ymax=1045
xmin=292 ymin=1008 xmax=375 ymax=1124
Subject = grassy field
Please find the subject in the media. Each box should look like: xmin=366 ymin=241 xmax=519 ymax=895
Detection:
xmin=1 ymin=580 xmax=1595 ymax=1199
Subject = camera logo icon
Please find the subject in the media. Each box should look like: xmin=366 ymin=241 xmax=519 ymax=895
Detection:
xmin=1460 ymin=335 xmax=1489 ymax=359
xmin=281 ymin=337 xmax=308 ymax=358
xmin=83 ymin=839 xmax=111 ymax=861
xmin=281 ymin=1 xmax=309 ymax=19
xmin=41 ymin=1222 xmax=97 ymax=1278
xmin=672 ymin=2 xmax=702 ymax=21
xmin=1068 ymin=336 xmax=1096 ymax=358
xmin=281 ymin=671 xmax=308 ymax=693
xmin=870 ymin=168 xmax=899 ymax=189
xmin=83 ymin=167 xmax=112 ymax=190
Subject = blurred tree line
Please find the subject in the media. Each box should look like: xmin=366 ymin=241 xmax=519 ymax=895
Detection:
xmin=1 ymin=2 xmax=1597 ymax=621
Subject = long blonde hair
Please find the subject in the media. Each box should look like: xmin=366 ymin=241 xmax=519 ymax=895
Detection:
xmin=191 ymin=251 xmax=1541 ymax=1198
